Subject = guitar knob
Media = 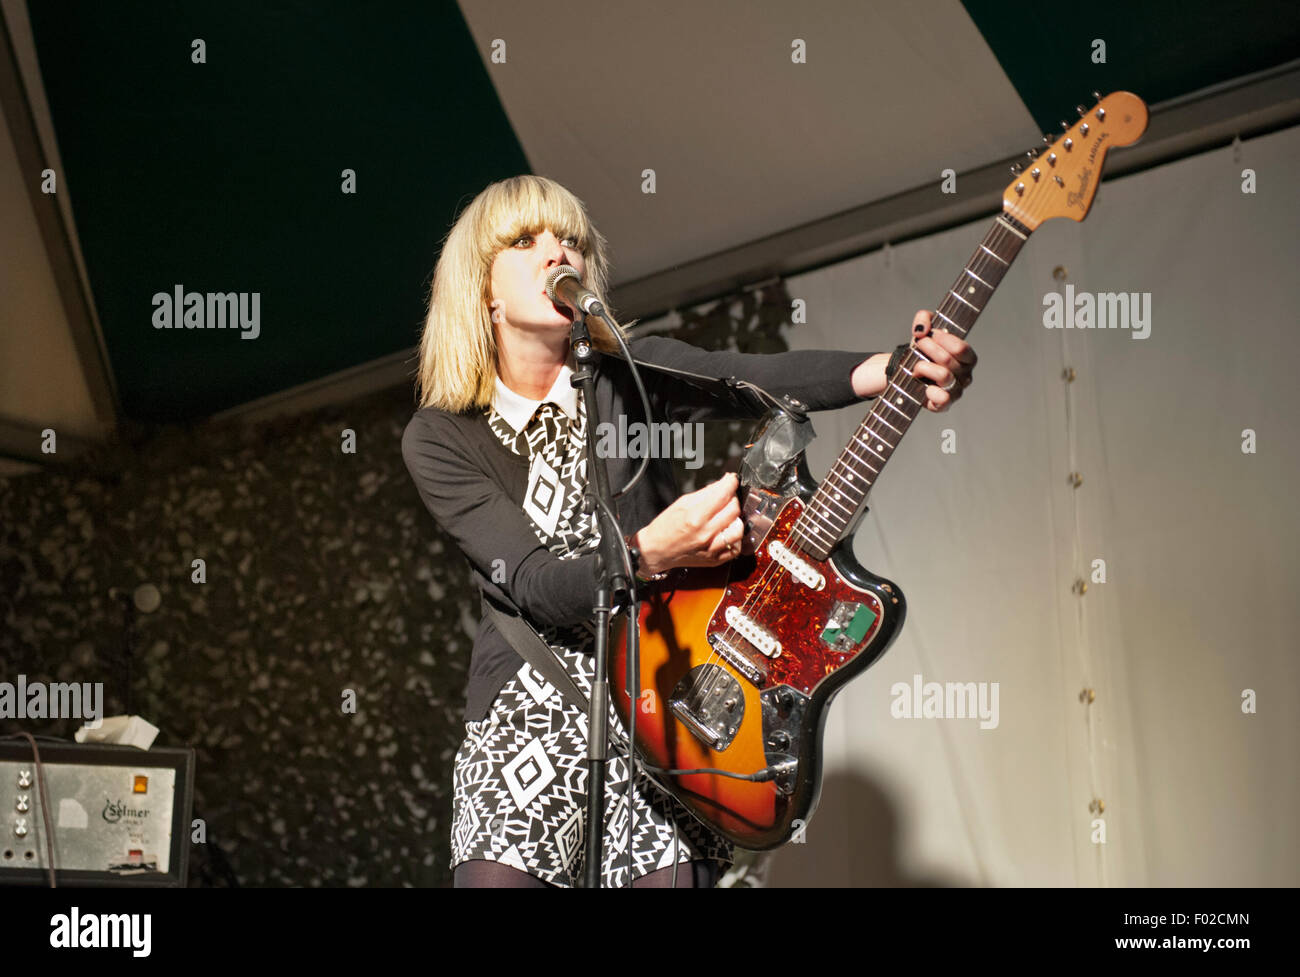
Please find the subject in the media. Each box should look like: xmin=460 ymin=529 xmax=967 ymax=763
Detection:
xmin=776 ymin=689 xmax=795 ymax=713
xmin=767 ymin=731 xmax=791 ymax=752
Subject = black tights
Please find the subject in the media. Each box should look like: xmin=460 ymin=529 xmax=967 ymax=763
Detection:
xmin=453 ymin=858 xmax=719 ymax=888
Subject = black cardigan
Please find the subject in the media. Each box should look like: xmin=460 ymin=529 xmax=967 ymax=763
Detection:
xmin=401 ymin=334 xmax=878 ymax=721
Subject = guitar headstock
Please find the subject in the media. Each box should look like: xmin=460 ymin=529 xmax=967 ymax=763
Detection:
xmin=1003 ymin=91 xmax=1148 ymax=230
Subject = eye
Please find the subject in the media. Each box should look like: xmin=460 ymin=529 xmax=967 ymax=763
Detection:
xmin=560 ymin=236 xmax=579 ymax=249
xmin=512 ymin=234 xmax=533 ymax=248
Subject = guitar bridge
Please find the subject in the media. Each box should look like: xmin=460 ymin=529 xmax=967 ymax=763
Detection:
xmin=707 ymin=632 xmax=767 ymax=686
xmin=669 ymin=664 xmax=745 ymax=751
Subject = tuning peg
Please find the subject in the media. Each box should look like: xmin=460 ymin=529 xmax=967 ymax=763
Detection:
xmin=1009 ymin=164 xmax=1022 ymax=176
xmin=1025 ymin=150 xmax=1038 ymax=161
xmin=1092 ymin=90 xmax=1102 ymax=101
xmin=1042 ymin=134 xmax=1053 ymax=146
xmin=1060 ymin=120 xmax=1070 ymax=131
xmin=1076 ymin=104 xmax=1087 ymax=116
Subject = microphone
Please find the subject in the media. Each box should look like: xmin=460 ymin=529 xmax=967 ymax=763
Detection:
xmin=545 ymin=264 xmax=604 ymax=317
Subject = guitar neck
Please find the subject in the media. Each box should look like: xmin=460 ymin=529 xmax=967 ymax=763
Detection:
xmin=793 ymin=213 xmax=1033 ymax=561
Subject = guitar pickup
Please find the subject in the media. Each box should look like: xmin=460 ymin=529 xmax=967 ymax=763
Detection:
xmin=724 ymin=606 xmax=781 ymax=657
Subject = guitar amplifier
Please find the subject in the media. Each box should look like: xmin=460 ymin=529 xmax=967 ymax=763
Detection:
xmin=0 ymin=741 xmax=194 ymax=887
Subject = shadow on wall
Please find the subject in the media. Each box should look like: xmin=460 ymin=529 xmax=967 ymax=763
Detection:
xmin=758 ymin=771 xmax=973 ymax=887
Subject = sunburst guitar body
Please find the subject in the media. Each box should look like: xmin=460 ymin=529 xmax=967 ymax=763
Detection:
xmin=611 ymin=426 xmax=905 ymax=850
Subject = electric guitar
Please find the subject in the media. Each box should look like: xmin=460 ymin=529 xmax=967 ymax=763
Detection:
xmin=610 ymin=92 xmax=1149 ymax=850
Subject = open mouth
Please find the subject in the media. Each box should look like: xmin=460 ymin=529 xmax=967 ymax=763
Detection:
xmin=547 ymin=293 xmax=575 ymax=320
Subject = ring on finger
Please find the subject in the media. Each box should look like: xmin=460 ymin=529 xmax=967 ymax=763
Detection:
xmin=942 ymin=375 xmax=958 ymax=392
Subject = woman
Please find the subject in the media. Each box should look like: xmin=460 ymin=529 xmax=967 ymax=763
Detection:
xmin=402 ymin=175 xmax=976 ymax=888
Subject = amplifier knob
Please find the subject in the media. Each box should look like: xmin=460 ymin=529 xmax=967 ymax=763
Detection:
xmin=13 ymin=819 xmax=28 ymax=838
xmin=17 ymin=770 xmax=32 ymax=788
xmin=15 ymin=795 xmax=29 ymax=813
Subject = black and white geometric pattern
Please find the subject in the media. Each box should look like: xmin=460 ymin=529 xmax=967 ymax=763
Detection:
xmin=449 ymin=397 xmax=734 ymax=886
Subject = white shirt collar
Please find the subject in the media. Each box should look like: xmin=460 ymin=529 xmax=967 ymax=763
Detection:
xmin=491 ymin=363 xmax=579 ymax=434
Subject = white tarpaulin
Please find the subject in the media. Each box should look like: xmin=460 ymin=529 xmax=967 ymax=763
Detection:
xmin=650 ymin=123 xmax=1299 ymax=887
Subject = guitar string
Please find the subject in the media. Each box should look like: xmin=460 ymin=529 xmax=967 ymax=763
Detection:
xmin=701 ymin=224 xmax=1009 ymax=686
xmin=683 ymin=221 xmax=1016 ymax=750
xmin=696 ymin=220 xmax=1013 ymax=714
xmin=685 ymin=221 xmax=1012 ymax=726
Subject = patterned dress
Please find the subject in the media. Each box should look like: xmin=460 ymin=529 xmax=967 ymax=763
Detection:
xmin=448 ymin=395 xmax=734 ymax=887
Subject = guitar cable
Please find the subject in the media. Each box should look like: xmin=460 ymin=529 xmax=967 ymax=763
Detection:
xmin=639 ymin=761 xmax=795 ymax=782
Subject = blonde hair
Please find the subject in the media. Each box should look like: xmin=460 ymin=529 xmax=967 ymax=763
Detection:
xmin=413 ymin=175 xmax=622 ymax=412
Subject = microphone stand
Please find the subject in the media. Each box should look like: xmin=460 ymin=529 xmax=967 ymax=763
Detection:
xmin=568 ymin=312 xmax=631 ymax=889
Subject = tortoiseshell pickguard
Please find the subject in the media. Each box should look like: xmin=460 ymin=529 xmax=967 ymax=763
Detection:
xmin=705 ymin=498 xmax=885 ymax=695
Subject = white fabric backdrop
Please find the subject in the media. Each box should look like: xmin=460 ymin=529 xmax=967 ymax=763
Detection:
xmin=644 ymin=123 xmax=1300 ymax=886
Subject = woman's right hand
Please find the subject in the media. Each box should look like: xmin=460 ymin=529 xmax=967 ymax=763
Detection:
xmin=632 ymin=472 xmax=745 ymax=576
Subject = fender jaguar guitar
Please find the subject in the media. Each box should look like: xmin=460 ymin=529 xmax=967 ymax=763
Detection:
xmin=610 ymin=91 xmax=1148 ymax=850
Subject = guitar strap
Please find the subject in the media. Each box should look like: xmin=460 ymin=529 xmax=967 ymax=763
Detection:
xmin=482 ymin=593 xmax=590 ymax=713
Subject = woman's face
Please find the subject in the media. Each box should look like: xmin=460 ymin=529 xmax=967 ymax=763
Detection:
xmin=488 ymin=227 xmax=586 ymax=334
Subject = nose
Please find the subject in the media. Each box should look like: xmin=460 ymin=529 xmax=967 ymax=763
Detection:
xmin=537 ymin=230 xmax=568 ymax=270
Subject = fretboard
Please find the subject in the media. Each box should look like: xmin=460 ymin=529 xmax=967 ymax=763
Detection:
xmin=789 ymin=213 xmax=1032 ymax=561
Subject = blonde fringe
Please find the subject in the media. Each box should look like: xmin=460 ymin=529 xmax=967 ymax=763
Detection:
xmin=414 ymin=175 xmax=623 ymax=413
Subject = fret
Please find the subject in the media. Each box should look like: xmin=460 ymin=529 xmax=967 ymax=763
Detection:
xmin=816 ymin=491 xmax=853 ymax=520
xmin=829 ymin=465 xmax=866 ymax=491
xmin=842 ymin=445 xmax=880 ymax=474
xmin=948 ymin=289 xmax=981 ymax=313
xmin=963 ymin=266 xmax=993 ymax=290
xmin=835 ymin=469 xmax=872 ymax=491
xmin=853 ymin=437 xmax=888 ymax=464
xmin=979 ymin=243 xmax=1009 ymax=265
xmin=795 ymin=517 xmax=838 ymax=550
xmin=879 ymin=395 xmax=910 ymax=419
xmin=888 ymin=381 xmax=921 ymax=407
xmin=837 ymin=470 xmax=868 ymax=491
xmin=816 ymin=470 xmax=857 ymax=504
xmin=869 ymin=412 xmax=904 ymax=437
xmin=860 ymin=428 xmax=895 ymax=454
xmin=843 ymin=454 xmax=880 ymax=478
xmin=935 ymin=308 xmax=970 ymax=335
xmin=954 ymin=277 xmax=995 ymax=309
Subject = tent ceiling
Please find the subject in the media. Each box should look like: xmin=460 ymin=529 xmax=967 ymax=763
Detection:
xmin=2 ymin=0 xmax=1298 ymax=443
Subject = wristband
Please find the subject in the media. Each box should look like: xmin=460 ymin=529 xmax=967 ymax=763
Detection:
xmin=885 ymin=343 xmax=912 ymax=382
xmin=626 ymin=536 xmax=667 ymax=582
